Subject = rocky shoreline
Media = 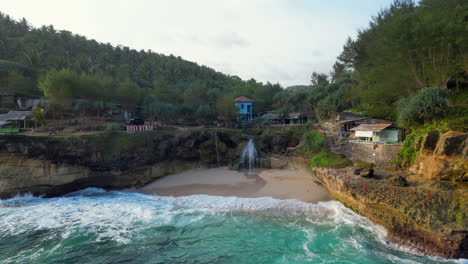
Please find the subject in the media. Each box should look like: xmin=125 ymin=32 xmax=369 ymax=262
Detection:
xmin=0 ymin=129 xmax=466 ymax=259
xmin=308 ymin=165 xmax=467 ymax=259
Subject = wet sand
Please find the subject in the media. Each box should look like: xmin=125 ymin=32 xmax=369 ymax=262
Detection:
xmin=138 ymin=167 xmax=333 ymax=203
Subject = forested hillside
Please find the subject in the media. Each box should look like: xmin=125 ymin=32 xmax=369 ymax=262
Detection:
xmin=276 ymin=0 xmax=466 ymax=129
xmin=0 ymin=12 xmax=281 ymax=122
xmin=0 ymin=0 xmax=466 ymax=128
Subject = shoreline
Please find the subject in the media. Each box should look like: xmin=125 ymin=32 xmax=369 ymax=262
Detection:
xmin=138 ymin=166 xmax=333 ymax=203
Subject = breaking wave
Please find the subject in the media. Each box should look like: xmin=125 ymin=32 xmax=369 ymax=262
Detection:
xmin=0 ymin=188 xmax=461 ymax=264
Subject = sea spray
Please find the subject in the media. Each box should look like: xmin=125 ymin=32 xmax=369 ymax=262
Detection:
xmin=0 ymin=189 xmax=460 ymax=264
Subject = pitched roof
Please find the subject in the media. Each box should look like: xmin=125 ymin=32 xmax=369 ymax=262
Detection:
xmin=288 ymin=113 xmax=301 ymax=119
xmin=0 ymin=111 xmax=32 ymax=121
xmin=0 ymin=91 xmax=15 ymax=96
xmin=234 ymin=96 xmax=254 ymax=102
xmin=0 ymin=121 xmax=10 ymax=127
xmin=337 ymin=111 xmax=367 ymax=123
xmin=299 ymin=110 xmax=315 ymax=118
xmin=261 ymin=113 xmax=279 ymax=120
xmin=350 ymin=123 xmax=393 ymax=132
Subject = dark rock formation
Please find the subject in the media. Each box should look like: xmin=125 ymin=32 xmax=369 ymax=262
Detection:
xmin=0 ymin=130 xmax=292 ymax=198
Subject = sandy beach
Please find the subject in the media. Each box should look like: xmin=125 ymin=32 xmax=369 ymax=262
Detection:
xmin=138 ymin=167 xmax=333 ymax=203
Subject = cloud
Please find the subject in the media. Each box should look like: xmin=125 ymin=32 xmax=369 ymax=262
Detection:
xmin=213 ymin=32 xmax=250 ymax=49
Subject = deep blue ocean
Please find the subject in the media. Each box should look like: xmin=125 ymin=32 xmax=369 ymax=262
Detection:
xmin=0 ymin=188 xmax=464 ymax=264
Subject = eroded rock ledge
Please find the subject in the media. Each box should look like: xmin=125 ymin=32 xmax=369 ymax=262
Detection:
xmin=0 ymin=130 xmax=292 ymax=198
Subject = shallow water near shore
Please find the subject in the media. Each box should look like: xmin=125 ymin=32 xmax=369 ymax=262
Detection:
xmin=0 ymin=188 xmax=461 ymax=264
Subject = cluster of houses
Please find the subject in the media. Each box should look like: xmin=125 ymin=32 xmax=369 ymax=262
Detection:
xmin=234 ymin=96 xmax=315 ymax=125
xmin=234 ymin=96 xmax=402 ymax=144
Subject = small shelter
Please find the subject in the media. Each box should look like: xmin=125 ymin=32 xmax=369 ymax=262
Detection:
xmin=0 ymin=111 xmax=33 ymax=128
xmin=350 ymin=123 xmax=401 ymax=143
xmin=234 ymin=96 xmax=254 ymax=123
xmin=286 ymin=113 xmax=301 ymax=124
xmin=299 ymin=110 xmax=315 ymax=123
xmin=260 ymin=111 xmax=280 ymax=124
xmin=337 ymin=111 xmax=367 ymax=132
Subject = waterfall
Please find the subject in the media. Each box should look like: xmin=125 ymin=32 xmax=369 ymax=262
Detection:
xmin=214 ymin=133 xmax=220 ymax=167
xmin=241 ymin=138 xmax=258 ymax=174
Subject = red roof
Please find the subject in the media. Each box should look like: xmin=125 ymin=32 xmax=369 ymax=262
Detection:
xmin=234 ymin=96 xmax=254 ymax=102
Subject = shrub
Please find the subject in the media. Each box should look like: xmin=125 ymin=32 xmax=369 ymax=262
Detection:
xmin=302 ymin=130 xmax=326 ymax=155
xmin=310 ymin=152 xmax=352 ymax=168
xmin=397 ymin=86 xmax=450 ymax=127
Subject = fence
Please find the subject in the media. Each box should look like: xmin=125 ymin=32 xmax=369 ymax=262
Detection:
xmin=126 ymin=125 xmax=155 ymax=132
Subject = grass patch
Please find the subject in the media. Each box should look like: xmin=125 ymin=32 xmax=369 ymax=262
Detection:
xmin=310 ymin=151 xmax=353 ymax=168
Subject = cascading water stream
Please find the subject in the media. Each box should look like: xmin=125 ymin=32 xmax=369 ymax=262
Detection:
xmin=241 ymin=138 xmax=258 ymax=174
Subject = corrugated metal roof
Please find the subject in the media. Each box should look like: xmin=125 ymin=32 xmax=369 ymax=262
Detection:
xmin=0 ymin=111 xmax=32 ymax=121
xmin=0 ymin=121 xmax=10 ymax=126
xmin=350 ymin=123 xmax=393 ymax=132
xmin=299 ymin=110 xmax=315 ymax=117
xmin=261 ymin=113 xmax=279 ymax=120
xmin=288 ymin=113 xmax=301 ymax=119
xmin=0 ymin=91 xmax=15 ymax=96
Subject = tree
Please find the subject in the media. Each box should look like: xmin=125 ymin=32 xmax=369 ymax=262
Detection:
xmin=397 ymin=86 xmax=450 ymax=127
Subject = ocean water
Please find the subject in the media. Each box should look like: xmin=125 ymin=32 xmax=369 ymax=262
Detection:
xmin=0 ymin=188 xmax=462 ymax=264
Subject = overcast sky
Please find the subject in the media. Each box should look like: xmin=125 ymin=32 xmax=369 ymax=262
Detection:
xmin=2 ymin=0 xmax=400 ymax=87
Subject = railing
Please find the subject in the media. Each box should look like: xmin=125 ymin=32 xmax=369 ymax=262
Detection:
xmin=0 ymin=128 xmax=20 ymax=133
xmin=348 ymin=139 xmax=402 ymax=145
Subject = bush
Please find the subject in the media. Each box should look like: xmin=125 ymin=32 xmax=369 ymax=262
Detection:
xmin=302 ymin=130 xmax=326 ymax=155
xmin=310 ymin=152 xmax=352 ymax=168
xmin=105 ymin=123 xmax=121 ymax=131
xmin=397 ymin=86 xmax=450 ymax=127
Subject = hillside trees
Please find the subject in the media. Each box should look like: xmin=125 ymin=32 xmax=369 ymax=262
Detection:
xmin=336 ymin=0 xmax=467 ymax=119
xmin=0 ymin=12 xmax=284 ymax=123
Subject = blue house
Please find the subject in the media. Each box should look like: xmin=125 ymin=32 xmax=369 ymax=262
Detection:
xmin=234 ymin=96 xmax=254 ymax=123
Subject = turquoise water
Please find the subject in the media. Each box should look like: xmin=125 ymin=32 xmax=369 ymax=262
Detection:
xmin=0 ymin=188 xmax=462 ymax=264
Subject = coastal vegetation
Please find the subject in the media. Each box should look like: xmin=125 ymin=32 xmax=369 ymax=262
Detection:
xmin=271 ymin=0 xmax=466 ymax=128
xmin=1 ymin=0 xmax=466 ymax=129
xmin=310 ymin=152 xmax=353 ymax=168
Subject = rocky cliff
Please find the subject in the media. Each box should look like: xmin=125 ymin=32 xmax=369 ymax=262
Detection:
xmin=410 ymin=131 xmax=467 ymax=181
xmin=308 ymin=130 xmax=468 ymax=259
xmin=0 ymin=130 xmax=292 ymax=198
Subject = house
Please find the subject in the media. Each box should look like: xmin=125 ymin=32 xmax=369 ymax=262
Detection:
xmin=260 ymin=111 xmax=280 ymax=124
xmin=337 ymin=111 xmax=367 ymax=132
xmin=0 ymin=111 xmax=33 ymax=128
xmin=260 ymin=111 xmax=314 ymax=125
xmin=299 ymin=110 xmax=315 ymax=123
xmin=235 ymin=96 xmax=254 ymax=123
xmin=0 ymin=91 xmax=17 ymax=109
xmin=286 ymin=112 xmax=301 ymax=124
xmin=350 ymin=123 xmax=402 ymax=143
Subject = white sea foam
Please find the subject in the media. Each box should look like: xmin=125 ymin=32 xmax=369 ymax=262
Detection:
xmin=0 ymin=188 xmax=463 ymax=263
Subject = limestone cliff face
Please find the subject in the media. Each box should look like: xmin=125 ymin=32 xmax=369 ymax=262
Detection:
xmin=410 ymin=131 xmax=467 ymax=181
xmin=0 ymin=130 xmax=291 ymax=198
